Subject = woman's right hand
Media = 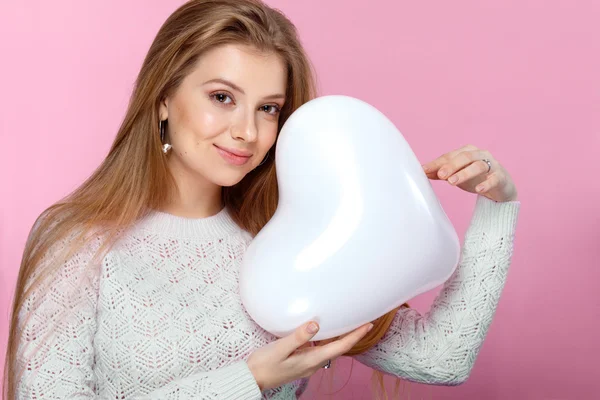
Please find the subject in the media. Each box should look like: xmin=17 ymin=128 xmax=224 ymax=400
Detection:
xmin=247 ymin=321 xmax=373 ymax=391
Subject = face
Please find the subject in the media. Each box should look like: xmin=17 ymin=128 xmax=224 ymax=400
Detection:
xmin=159 ymin=44 xmax=287 ymax=187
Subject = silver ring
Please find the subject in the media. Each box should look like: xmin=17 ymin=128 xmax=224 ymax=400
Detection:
xmin=322 ymin=359 xmax=331 ymax=369
xmin=482 ymin=158 xmax=492 ymax=173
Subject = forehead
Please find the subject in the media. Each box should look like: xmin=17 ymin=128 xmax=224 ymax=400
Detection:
xmin=186 ymin=44 xmax=287 ymax=97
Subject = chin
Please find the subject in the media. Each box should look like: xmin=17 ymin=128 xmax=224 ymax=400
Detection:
xmin=209 ymin=169 xmax=250 ymax=188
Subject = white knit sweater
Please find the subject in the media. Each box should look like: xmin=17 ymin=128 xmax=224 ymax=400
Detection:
xmin=15 ymin=195 xmax=520 ymax=399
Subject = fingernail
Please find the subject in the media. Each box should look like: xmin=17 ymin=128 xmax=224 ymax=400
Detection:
xmin=439 ymin=169 xmax=448 ymax=178
xmin=422 ymin=165 xmax=429 ymax=172
xmin=448 ymin=175 xmax=458 ymax=184
xmin=367 ymin=323 xmax=374 ymax=332
xmin=307 ymin=322 xmax=319 ymax=334
xmin=476 ymin=185 xmax=484 ymax=192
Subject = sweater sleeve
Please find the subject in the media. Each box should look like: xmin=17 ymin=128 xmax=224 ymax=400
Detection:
xmin=15 ymin=231 xmax=262 ymax=400
xmin=353 ymin=195 xmax=521 ymax=385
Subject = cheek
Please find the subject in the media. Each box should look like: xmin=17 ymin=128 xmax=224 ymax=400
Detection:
xmin=169 ymin=106 xmax=227 ymax=166
xmin=188 ymin=108 xmax=227 ymax=141
xmin=169 ymin=96 xmax=227 ymax=144
xmin=259 ymin=123 xmax=279 ymax=150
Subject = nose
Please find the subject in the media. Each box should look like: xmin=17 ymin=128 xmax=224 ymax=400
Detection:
xmin=231 ymin=109 xmax=258 ymax=142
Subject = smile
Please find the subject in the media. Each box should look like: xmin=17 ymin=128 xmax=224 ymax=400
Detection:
xmin=214 ymin=145 xmax=253 ymax=166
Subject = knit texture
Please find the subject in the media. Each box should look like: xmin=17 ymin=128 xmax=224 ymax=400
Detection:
xmin=15 ymin=195 xmax=520 ymax=399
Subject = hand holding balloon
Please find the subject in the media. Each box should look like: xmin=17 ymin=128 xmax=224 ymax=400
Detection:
xmin=422 ymin=144 xmax=518 ymax=202
xmin=247 ymin=321 xmax=373 ymax=391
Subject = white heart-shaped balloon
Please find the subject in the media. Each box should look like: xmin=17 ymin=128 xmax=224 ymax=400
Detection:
xmin=240 ymin=95 xmax=460 ymax=341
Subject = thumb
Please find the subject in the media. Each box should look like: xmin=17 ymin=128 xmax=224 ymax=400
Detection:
xmin=278 ymin=321 xmax=320 ymax=357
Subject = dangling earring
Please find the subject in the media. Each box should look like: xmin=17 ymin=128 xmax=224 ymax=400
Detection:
xmin=159 ymin=119 xmax=172 ymax=154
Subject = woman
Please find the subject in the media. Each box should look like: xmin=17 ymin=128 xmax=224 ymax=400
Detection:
xmin=5 ymin=0 xmax=520 ymax=399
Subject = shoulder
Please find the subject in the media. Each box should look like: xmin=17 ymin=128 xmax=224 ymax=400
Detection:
xmin=236 ymin=229 xmax=254 ymax=245
xmin=25 ymin=208 xmax=111 ymax=286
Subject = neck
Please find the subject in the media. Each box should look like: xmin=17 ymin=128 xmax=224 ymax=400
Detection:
xmin=163 ymin=157 xmax=223 ymax=219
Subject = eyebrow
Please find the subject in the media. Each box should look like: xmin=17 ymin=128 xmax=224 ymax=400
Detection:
xmin=203 ymin=78 xmax=286 ymax=101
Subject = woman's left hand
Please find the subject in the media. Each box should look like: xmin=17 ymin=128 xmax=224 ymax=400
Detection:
xmin=421 ymin=144 xmax=518 ymax=202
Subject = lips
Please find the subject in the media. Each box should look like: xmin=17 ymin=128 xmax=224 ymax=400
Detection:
xmin=214 ymin=145 xmax=253 ymax=166
xmin=215 ymin=145 xmax=253 ymax=158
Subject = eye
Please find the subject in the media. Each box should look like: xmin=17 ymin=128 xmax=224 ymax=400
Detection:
xmin=260 ymin=104 xmax=281 ymax=116
xmin=210 ymin=92 xmax=234 ymax=105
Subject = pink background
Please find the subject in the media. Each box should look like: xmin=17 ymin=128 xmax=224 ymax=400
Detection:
xmin=1 ymin=1 xmax=598 ymax=399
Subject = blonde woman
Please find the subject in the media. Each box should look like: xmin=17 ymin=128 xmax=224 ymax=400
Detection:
xmin=5 ymin=0 xmax=520 ymax=399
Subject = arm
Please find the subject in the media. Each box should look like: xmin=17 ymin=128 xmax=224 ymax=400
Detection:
xmin=16 ymin=231 xmax=262 ymax=400
xmin=353 ymin=196 xmax=521 ymax=385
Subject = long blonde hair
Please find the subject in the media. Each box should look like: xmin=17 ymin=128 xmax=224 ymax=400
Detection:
xmin=4 ymin=1 xmax=405 ymax=398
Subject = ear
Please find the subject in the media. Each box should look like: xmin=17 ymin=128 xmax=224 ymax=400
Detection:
xmin=159 ymin=97 xmax=169 ymax=121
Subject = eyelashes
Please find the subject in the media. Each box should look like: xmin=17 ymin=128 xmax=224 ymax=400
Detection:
xmin=259 ymin=104 xmax=281 ymax=115
xmin=210 ymin=92 xmax=233 ymax=105
xmin=209 ymin=91 xmax=282 ymax=116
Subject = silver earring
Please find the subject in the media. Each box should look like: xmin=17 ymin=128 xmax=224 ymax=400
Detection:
xmin=159 ymin=119 xmax=171 ymax=154
xmin=257 ymin=153 xmax=270 ymax=167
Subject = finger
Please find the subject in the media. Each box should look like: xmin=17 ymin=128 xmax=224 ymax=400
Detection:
xmin=291 ymin=345 xmax=313 ymax=356
xmin=436 ymin=149 xmax=487 ymax=181
xmin=446 ymin=157 xmax=491 ymax=186
xmin=422 ymin=153 xmax=457 ymax=179
xmin=294 ymin=341 xmax=314 ymax=353
xmin=306 ymin=323 xmax=373 ymax=366
xmin=476 ymin=172 xmax=503 ymax=193
xmin=277 ymin=321 xmax=320 ymax=357
xmin=422 ymin=145 xmax=478 ymax=178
